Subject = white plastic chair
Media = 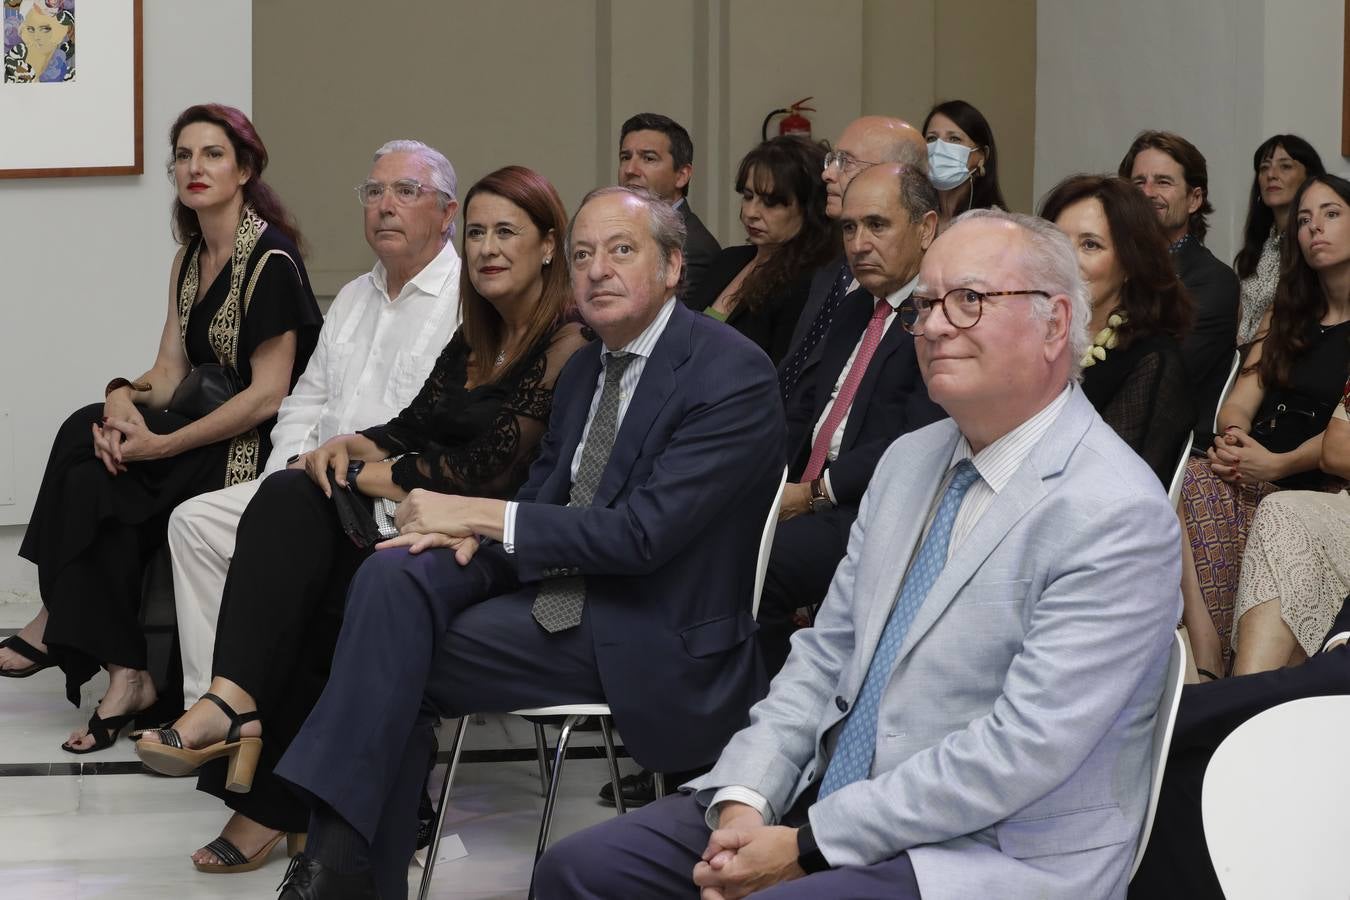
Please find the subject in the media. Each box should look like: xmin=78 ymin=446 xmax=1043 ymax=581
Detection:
xmin=418 ymin=467 xmax=789 ymax=900
xmin=1130 ymin=629 xmax=1187 ymax=879
xmin=1212 ymin=350 xmax=1241 ymax=434
xmin=1200 ymin=695 xmax=1350 ymax=899
xmin=1166 ymin=436 xmax=1192 ymax=507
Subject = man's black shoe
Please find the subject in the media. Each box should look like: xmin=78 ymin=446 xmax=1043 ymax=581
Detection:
xmin=597 ymin=766 xmax=709 ymax=807
xmin=277 ymin=854 xmax=379 ymax=899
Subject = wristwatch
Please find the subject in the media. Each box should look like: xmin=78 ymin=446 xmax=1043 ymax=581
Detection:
xmin=346 ymin=459 xmax=366 ymax=488
xmin=795 ymin=823 xmax=830 ymax=874
xmin=809 ymin=478 xmax=833 ymax=514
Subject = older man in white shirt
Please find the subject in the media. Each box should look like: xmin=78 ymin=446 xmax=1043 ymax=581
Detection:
xmin=167 ymin=139 xmax=461 ymax=709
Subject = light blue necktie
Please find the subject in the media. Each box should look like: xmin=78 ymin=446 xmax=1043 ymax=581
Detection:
xmin=818 ymin=459 xmax=982 ymax=799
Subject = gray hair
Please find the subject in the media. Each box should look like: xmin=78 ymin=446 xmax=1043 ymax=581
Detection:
xmin=897 ymin=165 xmax=939 ymax=223
xmin=372 ymin=139 xmax=458 ymax=238
xmin=566 ymin=185 xmax=688 ymax=282
xmin=889 ymin=138 xmax=929 ymax=175
xmin=947 ymin=208 xmax=1092 ymax=379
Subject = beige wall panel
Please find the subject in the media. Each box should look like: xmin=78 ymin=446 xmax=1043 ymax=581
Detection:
xmin=862 ymin=0 xmax=935 ymax=123
xmin=721 ymin=0 xmax=864 ymax=241
xmin=609 ymin=0 xmax=697 ymax=151
xmin=254 ymin=1 xmax=598 ymax=295
xmin=934 ymin=0 xmax=1036 ymax=214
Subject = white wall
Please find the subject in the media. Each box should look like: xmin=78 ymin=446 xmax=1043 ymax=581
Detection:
xmin=0 ymin=2 xmax=252 ymax=602
xmin=1035 ymin=0 xmax=1346 ymax=267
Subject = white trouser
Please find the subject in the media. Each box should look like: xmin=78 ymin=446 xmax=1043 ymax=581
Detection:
xmin=167 ymin=478 xmax=263 ymax=707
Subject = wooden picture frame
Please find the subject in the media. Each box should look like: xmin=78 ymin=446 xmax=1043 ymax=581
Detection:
xmin=0 ymin=0 xmax=142 ymax=178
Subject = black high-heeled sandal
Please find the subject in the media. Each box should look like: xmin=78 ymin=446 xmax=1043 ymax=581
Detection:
xmin=0 ymin=635 xmax=53 ymax=679
xmin=135 ymin=692 xmax=262 ymax=793
xmin=61 ymin=709 xmax=138 ymax=754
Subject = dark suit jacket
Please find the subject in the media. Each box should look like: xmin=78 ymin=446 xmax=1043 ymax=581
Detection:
xmin=687 ymin=244 xmax=813 ymax=365
xmin=785 ymin=288 xmax=945 ymax=505
xmin=511 ymin=301 xmax=786 ymax=772
xmin=1175 ymin=238 xmax=1239 ymax=439
xmin=779 ymin=256 xmax=849 ymax=399
xmin=678 ymin=201 xmax=721 ymax=307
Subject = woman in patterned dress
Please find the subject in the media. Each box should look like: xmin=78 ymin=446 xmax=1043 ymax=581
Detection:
xmin=1179 ymin=174 xmax=1350 ymax=680
xmin=0 ymin=104 xmax=321 ymax=753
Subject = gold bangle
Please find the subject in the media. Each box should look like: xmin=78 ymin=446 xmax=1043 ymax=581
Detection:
xmin=105 ymin=377 xmax=152 ymax=398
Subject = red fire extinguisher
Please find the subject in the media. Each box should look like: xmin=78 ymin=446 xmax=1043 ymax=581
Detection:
xmin=761 ymin=97 xmax=815 ymax=141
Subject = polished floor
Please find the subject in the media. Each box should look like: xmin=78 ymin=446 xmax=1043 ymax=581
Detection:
xmin=0 ymin=600 xmax=632 ymax=899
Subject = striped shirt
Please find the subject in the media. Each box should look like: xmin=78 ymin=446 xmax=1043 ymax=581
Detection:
xmin=501 ymin=296 xmax=678 ymax=551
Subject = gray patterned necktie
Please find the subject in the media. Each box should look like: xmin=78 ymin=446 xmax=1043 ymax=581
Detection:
xmin=531 ymin=351 xmax=637 ymax=632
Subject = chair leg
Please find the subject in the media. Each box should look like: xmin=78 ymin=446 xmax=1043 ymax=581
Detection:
xmin=533 ymin=722 xmax=550 ymax=796
xmin=595 ymin=715 xmax=626 ymax=815
xmin=527 ymin=714 xmax=577 ymax=900
xmin=653 ymin=770 xmax=666 ymax=800
xmin=416 ymin=716 xmax=469 ymax=900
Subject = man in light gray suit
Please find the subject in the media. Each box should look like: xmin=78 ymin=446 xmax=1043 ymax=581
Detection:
xmin=537 ymin=209 xmax=1182 ymax=900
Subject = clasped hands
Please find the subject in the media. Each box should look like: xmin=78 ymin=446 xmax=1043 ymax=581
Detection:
xmin=693 ymin=802 xmax=805 ymax=900
xmin=1206 ymin=426 xmax=1283 ymax=484
xmin=91 ymin=398 xmax=171 ymax=475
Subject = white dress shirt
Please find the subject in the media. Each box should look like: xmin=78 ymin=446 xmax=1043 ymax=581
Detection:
xmin=263 ymin=241 xmax=461 ymax=473
xmin=810 ymin=276 xmax=917 ymax=503
xmin=501 ymin=297 xmax=678 ymax=551
xmin=707 ymin=383 xmax=1075 ymax=828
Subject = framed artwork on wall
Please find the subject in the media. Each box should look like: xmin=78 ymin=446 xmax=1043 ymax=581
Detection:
xmin=0 ymin=0 xmax=142 ymax=178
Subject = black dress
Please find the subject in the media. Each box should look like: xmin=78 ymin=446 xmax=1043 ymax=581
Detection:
xmin=1080 ymin=332 xmax=1195 ymax=485
xmin=688 ymin=245 xmax=813 ymax=365
xmin=20 ymin=215 xmax=320 ymax=704
xmin=201 ymin=325 xmax=580 ymax=831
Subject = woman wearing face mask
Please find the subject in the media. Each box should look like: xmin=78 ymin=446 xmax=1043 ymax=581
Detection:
xmin=1234 ymin=134 xmax=1325 ymax=345
xmin=922 ymin=99 xmax=1007 ymax=232
xmin=687 ymin=135 xmax=837 ymax=364
xmin=1040 ymin=174 xmax=1195 ymax=484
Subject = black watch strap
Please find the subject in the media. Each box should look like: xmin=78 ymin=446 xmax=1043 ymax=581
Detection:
xmin=346 ymin=459 xmax=365 ymax=485
xmin=796 ymin=822 xmax=830 ymax=874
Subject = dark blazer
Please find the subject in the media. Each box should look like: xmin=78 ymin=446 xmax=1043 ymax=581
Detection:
xmin=1175 ymin=238 xmax=1239 ymax=439
xmin=784 ymin=287 xmax=945 ymax=505
xmin=678 ymin=201 xmax=721 ymax=306
xmin=779 ymin=256 xmax=849 ymax=398
xmin=687 ymin=244 xmax=813 ymax=365
xmin=512 ymin=301 xmax=786 ymax=772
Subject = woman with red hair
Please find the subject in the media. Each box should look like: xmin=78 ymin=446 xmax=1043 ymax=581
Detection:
xmin=0 ymin=104 xmax=322 ymax=753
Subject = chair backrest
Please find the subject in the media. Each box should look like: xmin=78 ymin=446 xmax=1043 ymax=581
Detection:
xmin=1130 ymin=629 xmax=1187 ymax=879
xmin=751 ymin=467 xmax=789 ymax=619
xmin=1212 ymin=350 xmax=1242 ymax=434
xmin=1166 ymin=436 xmax=1191 ymax=507
xmin=1200 ymin=694 xmax=1350 ymax=899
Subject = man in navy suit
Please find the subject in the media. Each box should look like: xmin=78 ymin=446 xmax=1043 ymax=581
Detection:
xmin=757 ymin=163 xmax=946 ymax=677
xmin=273 ymin=186 xmax=785 ymax=900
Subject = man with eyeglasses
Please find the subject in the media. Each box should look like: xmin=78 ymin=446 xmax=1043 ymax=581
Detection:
xmin=778 ymin=116 xmax=928 ymax=403
xmin=165 ymin=139 xmax=460 ymax=780
xmin=756 ymin=163 xmax=945 ymax=679
xmin=540 ymin=208 xmax=1182 ymax=900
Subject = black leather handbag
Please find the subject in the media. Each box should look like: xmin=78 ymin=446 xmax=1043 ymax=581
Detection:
xmin=166 ymin=364 xmax=243 ymax=420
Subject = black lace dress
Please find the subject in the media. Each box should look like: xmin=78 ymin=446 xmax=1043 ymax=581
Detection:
xmin=200 ymin=325 xmax=579 ymax=831
xmin=1081 ymin=332 xmax=1196 ymax=485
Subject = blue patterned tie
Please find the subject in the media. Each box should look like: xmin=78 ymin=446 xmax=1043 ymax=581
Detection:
xmin=778 ymin=263 xmax=852 ymax=397
xmin=818 ymin=460 xmax=982 ymax=799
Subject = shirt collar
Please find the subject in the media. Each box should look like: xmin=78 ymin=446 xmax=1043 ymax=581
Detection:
xmin=606 ymin=296 xmax=678 ymax=361
xmin=949 ymin=383 xmax=1074 ymax=493
xmin=671 ymin=197 xmax=686 ymax=211
xmin=1168 ymin=232 xmax=1194 ymax=254
xmin=371 ymin=240 xmax=461 ymax=302
xmin=879 ymin=274 xmax=920 ymax=311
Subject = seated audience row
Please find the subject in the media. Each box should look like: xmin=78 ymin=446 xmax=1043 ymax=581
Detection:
xmin=5 ymin=92 xmax=1342 ymax=900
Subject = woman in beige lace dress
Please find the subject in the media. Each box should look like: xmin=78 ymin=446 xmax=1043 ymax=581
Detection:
xmin=1231 ymin=378 xmax=1350 ymax=674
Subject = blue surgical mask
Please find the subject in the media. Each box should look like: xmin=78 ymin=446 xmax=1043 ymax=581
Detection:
xmin=927 ymin=140 xmax=974 ymax=191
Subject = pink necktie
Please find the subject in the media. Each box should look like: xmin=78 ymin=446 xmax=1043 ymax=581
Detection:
xmin=802 ymin=298 xmax=890 ymax=482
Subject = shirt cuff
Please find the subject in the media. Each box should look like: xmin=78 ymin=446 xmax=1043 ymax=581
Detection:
xmin=822 ymin=471 xmax=837 ymax=506
xmin=706 ymin=786 xmax=775 ymax=830
xmin=1323 ymin=631 xmax=1350 ymax=653
xmin=502 ymin=501 xmax=518 ymax=554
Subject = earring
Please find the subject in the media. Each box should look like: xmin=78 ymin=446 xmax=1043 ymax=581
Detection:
xmin=978 ymin=163 xmax=986 ymax=177
xmin=543 ymin=257 xmax=552 ymax=266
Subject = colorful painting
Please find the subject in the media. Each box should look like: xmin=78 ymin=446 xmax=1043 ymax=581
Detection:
xmin=4 ymin=0 xmax=74 ymax=84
